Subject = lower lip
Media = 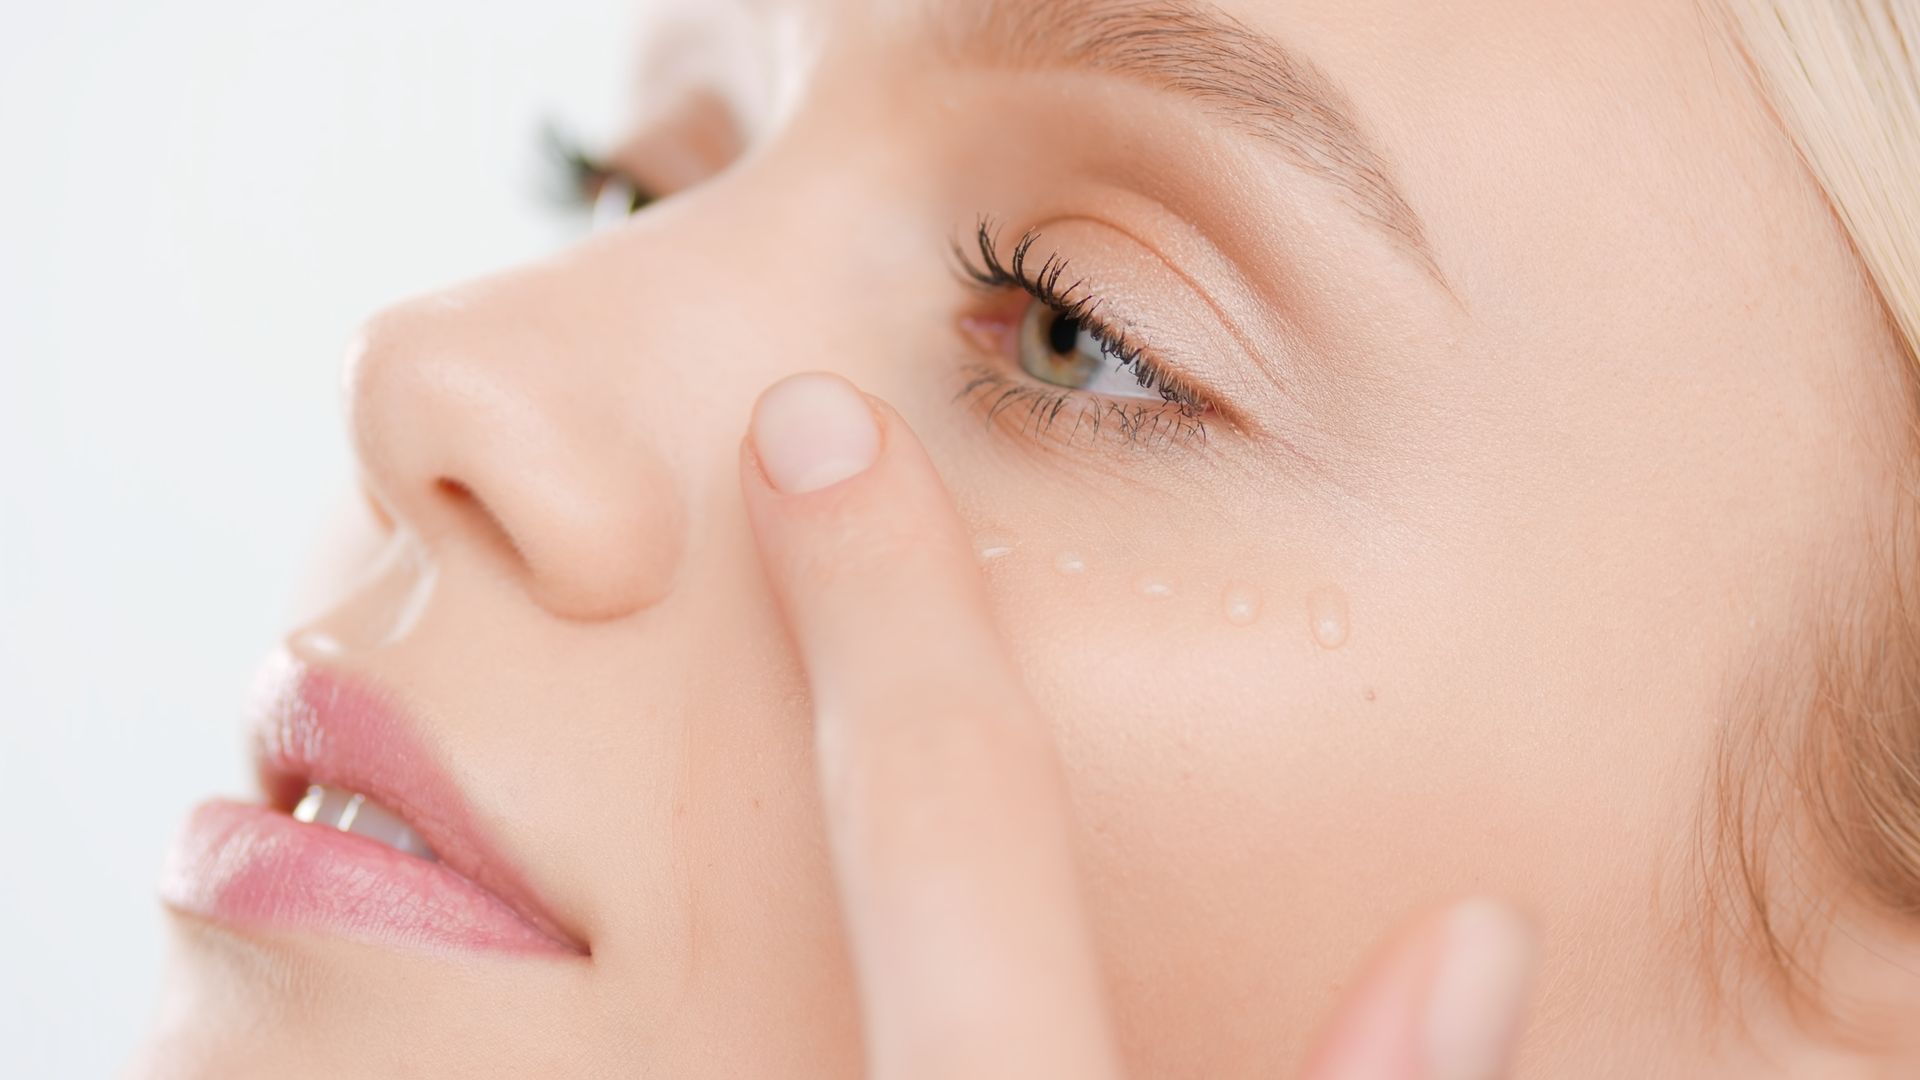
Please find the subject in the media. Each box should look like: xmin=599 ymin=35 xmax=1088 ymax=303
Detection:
xmin=162 ymin=800 xmax=571 ymax=955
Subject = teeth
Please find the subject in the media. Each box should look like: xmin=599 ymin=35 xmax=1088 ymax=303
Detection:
xmin=291 ymin=784 xmax=438 ymax=862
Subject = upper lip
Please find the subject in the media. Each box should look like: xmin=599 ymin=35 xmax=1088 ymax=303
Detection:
xmin=249 ymin=651 xmax=587 ymax=955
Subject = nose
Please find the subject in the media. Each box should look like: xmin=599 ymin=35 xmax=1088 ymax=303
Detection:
xmin=345 ymin=262 xmax=686 ymax=621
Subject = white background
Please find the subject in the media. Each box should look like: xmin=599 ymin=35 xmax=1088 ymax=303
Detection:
xmin=1 ymin=2 xmax=632 ymax=1073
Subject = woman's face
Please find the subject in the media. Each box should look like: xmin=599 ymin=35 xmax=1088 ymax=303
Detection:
xmin=144 ymin=0 xmax=1901 ymax=1075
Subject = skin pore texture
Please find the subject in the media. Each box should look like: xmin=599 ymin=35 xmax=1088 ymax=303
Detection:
xmin=138 ymin=0 xmax=1920 ymax=1077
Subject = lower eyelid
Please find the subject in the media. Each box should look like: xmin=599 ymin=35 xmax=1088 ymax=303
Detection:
xmin=951 ymin=361 xmax=1212 ymax=453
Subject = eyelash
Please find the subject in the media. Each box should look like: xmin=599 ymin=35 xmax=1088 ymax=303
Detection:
xmin=541 ymin=123 xmax=656 ymax=214
xmin=954 ymin=219 xmax=1213 ymax=449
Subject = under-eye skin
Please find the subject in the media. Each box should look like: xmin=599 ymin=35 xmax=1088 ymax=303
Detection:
xmin=953 ymin=219 xmax=1214 ymax=451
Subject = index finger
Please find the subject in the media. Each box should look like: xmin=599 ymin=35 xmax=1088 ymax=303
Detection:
xmin=742 ymin=372 xmax=1122 ymax=1080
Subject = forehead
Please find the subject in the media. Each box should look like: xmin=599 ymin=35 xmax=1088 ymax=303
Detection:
xmin=626 ymin=0 xmax=1733 ymax=180
xmin=626 ymin=0 xmax=1766 ymax=287
xmin=634 ymin=0 xmax=1689 ymax=85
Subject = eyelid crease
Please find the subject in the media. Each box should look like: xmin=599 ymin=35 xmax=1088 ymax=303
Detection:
xmin=934 ymin=0 xmax=1448 ymax=289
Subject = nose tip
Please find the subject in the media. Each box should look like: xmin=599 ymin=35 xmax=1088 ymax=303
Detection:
xmin=345 ymin=302 xmax=685 ymax=622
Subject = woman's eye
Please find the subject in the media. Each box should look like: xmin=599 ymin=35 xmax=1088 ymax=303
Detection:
xmin=1017 ymin=299 xmax=1162 ymax=401
xmin=591 ymin=175 xmax=654 ymax=229
xmin=542 ymin=123 xmax=658 ymax=225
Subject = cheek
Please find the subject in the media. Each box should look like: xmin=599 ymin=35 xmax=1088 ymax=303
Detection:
xmin=970 ymin=530 xmax=1698 ymax=1061
xmin=975 ymin=541 xmax=1421 ymax=1056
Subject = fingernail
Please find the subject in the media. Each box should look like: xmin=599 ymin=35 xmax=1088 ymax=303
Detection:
xmin=1422 ymin=900 xmax=1535 ymax=1080
xmin=751 ymin=373 xmax=881 ymax=495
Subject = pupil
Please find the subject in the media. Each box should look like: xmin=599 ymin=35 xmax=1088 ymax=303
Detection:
xmin=1047 ymin=312 xmax=1080 ymax=355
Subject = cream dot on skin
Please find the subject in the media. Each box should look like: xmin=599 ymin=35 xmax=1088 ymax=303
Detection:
xmin=298 ymin=630 xmax=348 ymax=658
xmin=975 ymin=536 xmax=1015 ymax=563
xmin=1054 ymin=551 xmax=1087 ymax=576
xmin=1222 ymin=584 xmax=1261 ymax=626
xmin=1307 ymin=586 xmax=1351 ymax=650
xmin=1137 ymin=575 xmax=1175 ymax=599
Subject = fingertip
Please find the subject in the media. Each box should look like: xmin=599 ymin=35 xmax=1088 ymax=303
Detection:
xmin=1422 ymin=900 xmax=1535 ymax=1080
xmin=1301 ymin=898 xmax=1535 ymax=1080
xmin=749 ymin=372 xmax=884 ymax=496
xmin=740 ymin=371 xmax=981 ymax=644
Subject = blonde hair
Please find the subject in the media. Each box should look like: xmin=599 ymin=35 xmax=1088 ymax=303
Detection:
xmin=1727 ymin=2 xmax=1920 ymax=362
xmin=1705 ymin=0 xmax=1920 ymax=1018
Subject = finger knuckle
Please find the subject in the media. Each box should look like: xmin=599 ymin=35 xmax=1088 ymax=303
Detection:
xmin=819 ymin=683 xmax=1039 ymax=789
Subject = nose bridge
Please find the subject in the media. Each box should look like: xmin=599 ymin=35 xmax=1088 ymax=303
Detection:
xmin=346 ymin=251 xmax=689 ymax=622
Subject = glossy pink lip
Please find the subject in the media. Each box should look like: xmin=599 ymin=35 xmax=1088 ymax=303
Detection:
xmin=161 ymin=656 xmax=585 ymax=956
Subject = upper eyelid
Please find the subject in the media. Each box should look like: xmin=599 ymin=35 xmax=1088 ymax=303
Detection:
xmin=955 ymin=223 xmax=1142 ymax=366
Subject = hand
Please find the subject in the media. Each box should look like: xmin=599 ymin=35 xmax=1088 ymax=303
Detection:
xmin=741 ymin=373 xmax=1537 ymax=1080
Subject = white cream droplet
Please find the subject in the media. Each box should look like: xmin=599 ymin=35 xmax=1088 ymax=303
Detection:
xmin=1223 ymin=584 xmax=1261 ymax=626
xmin=976 ymin=536 xmax=1015 ymax=563
xmin=1307 ymin=586 xmax=1351 ymax=649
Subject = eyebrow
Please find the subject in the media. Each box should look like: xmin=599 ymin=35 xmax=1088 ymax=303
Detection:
xmin=937 ymin=0 xmax=1441 ymax=281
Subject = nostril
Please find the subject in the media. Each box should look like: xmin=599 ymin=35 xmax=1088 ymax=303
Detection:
xmin=345 ymin=299 xmax=685 ymax=621
xmin=431 ymin=477 xmax=528 ymax=567
xmin=423 ymin=470 xmax=677 ymax=621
